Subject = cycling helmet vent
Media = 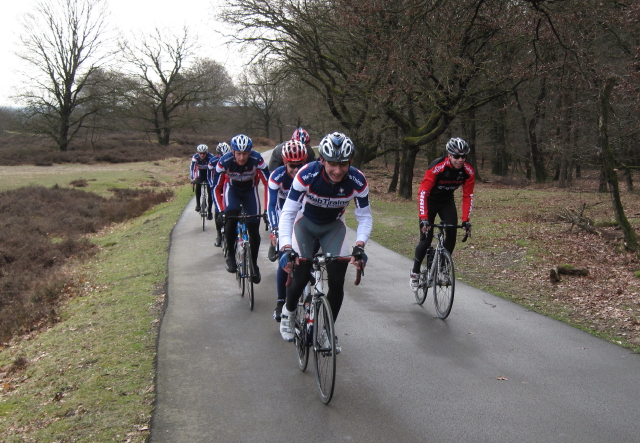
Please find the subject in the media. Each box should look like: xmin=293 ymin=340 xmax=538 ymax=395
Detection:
xmin=231 ymin=134 xmax=253 ymax=151
xmin=318 ymin=132 xmax=354 ymax=162
xmin=216 ymin=142 xmax=231 ymax=156
xmin=282 ymin=140 xmax=307 ymax=163
xmin=446 ymin=137 xmax=470 ymax=156
xmin=291 ymin=127 xmax=310 ymax=147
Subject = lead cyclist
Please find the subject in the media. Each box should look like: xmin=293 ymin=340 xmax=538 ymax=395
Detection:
xmin=278 ymin=132 xmax=372 ymax=349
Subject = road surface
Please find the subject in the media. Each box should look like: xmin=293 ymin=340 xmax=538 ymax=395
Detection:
xmin=152 ymin=159 xmax=640 ymax=442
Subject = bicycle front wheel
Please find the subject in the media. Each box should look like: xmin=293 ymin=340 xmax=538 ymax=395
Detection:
xmin=245 ymin=243 xmax=254 ymax=311
xmin=415 ymin=263 xmax=429 ymax=305
xmin=221 ymin=227 xmax=228 ymax=257
xmin=237 ymin=253 xmax=245 ymax=297
xmin=313 ymin=295 xmax=336 ymax=404
xmin=201 ymin=188 xmax=207 ymax=231
xmin=433 ymin=249 xmax=455 ymax=319
xmin=294 ymin=301 xmax=309 ymax=371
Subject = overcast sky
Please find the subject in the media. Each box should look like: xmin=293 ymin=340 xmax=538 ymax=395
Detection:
xmin=0 ymin=0 xmax=246 ymax=107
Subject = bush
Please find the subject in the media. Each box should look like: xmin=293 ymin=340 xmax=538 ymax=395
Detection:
xmin=0 ymin=185 xmax=174 ymax=342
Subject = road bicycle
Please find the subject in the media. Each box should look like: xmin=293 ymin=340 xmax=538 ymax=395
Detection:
xmin=287 ymin=252 xmax=363 ymax=404
xmin=225 ymin=212 xmax=265 ymax=310
xmin=192 ymin=180 xmax=209 ymax=231
xmin=414 ymin=223 xmax=468 ymax=319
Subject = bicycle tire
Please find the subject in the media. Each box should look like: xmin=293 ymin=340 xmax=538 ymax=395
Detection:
xmin=294 ymin=300 xmax=309 ymax=371
xmin=237 ymin=251 xmax=245 ymax=297
xmin=221 ymin=227 xmax=228 ymax=257
xmin=245 ymin=243 xmax=254 ymax=310
xmin=433 ymin=249 xmax=455 ymax=319
xmin=415 ymin=263 xmax=429 ymax=305
xmin=201 ymin=186 xmax=207 ymax=231
xmin=313 ymin=295 xmax=336 ymax=404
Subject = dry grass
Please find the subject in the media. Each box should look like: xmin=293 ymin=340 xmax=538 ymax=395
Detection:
xmin=0 ymin=185 xmax=173 ymax=343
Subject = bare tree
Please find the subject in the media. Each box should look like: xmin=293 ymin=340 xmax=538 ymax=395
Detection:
xmin=16 ymin=0 xmax=112 ymax=151
xmin=237 ymin=59 xmax=284 ymax=139
xmin=122 ymin=28 xmax=233 ymax=145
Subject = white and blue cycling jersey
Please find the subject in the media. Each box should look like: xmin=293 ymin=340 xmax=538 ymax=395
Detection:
xmin=190 ymin=152 xmax=215 ymax=182
xmin=278 ymin=161 xmax=373 ymax=248
xmin=267 ymin=165 xmax=293 ymax=229
xmin=212 ymin=150 xmax=269 ymax=215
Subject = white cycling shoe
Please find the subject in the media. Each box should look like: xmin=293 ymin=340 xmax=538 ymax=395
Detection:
xmin=280 ymin=306 xmax=296 ymax=342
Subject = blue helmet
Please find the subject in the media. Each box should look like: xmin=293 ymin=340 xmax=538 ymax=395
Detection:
xmin=230 ymin=134 xmax=252 ymax=152
xmin=318 ymin=132 xmax=354 ymax=162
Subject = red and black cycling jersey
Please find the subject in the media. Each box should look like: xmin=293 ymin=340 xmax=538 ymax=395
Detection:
xmin=418 ymin=156 xmax=475 ymax=222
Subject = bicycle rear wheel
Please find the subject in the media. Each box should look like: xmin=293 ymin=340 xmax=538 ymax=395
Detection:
xmin=245 ymin=243 xmax=254 ymax=310
xmin=415 ymin=263 xmax=429 ymax=305
xmin=294 ymin=300 xmax=309 ymax=371
xmin=433 ymin=249 xmax=455 ymax=319
xmin=313 ymin=295 xmax=336 ymax=404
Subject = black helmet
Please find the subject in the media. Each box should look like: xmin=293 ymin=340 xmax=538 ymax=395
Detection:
xmin=318 ymin=132 xmax=354 ymax=162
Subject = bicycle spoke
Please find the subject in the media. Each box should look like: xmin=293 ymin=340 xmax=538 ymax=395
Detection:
xmin=314 ymin=296 xmax=336 ymax=404
xmin=433 ymin=249 xmax=455 ymax=319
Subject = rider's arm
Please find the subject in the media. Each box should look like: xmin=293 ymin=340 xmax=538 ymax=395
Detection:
xmin=212 ymin=163 xmax=226 ymax=212
xmin=460 ymin=164 xmax=476 ymax=222
xmin=267 ymin=174 xmax=281 ymax=229
xmin=278 ymin=196 xmax=302 ymax=249
xmin=189 ymin=156 xmax=197 ymax=181
xmin=417 ymin=168 xmax=436 ymax=221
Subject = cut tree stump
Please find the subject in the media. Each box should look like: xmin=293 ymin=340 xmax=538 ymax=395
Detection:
xmin=550 ymin=265 xmax=590 ymax=283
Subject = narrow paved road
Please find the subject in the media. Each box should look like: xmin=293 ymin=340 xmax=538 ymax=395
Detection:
xmin=152 ymin=166 xmax=640 ymax=443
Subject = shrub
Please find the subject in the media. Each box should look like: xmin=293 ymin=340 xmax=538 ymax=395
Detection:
xmin=0 ymin=185 xmax=174 ymax=342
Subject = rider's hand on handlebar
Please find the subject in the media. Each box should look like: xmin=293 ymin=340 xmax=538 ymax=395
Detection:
xmin=462 ymin=221 xmax=472 ymax=237
xmin=350 ymin=244 xmax=367 ymax=271
xmin=269 ymin=227 xmax=278 ymax=247
xmin=420 ymin=219 xmax=431 ymax=233
xmin=279 ymin=246 xmax=298 ymax=273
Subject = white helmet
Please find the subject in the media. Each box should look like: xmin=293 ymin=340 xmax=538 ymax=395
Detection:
xmin=445 ymin=138 xmax=470 ymax=156
xmin=196 ymin=144 xmax=209 ymax=153
xmin=230 ymin=134 xmax=252 ymax=152
xmin=216 ymin=142 xmax=231 ymax=156
xmin=318 ymin=132 xmax=354 ymax=162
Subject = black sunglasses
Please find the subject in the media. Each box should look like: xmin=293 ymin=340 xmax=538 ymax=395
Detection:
xmin=451 ymin=154 xmax=467 ymax=159
xmin=287 ymin=163 xmax=304 ymax=168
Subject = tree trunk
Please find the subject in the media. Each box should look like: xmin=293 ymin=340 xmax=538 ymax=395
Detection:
xmin=398 ymin=144 xmax=420 ymax=199
xmin=599 ymin=77 xmax=637 ymax=252
xmin=387 ymin=148 xmax=400 ymax=193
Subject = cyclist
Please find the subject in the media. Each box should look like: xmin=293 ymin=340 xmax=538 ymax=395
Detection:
xmin=190 ymin=144 xmax=215 ymax=220
xmin=209 ymin=142 xmax=231 ymax=246
xmin=410 ymin=137 xmax=475 ymax=292
xmin=266 ymin=139 xmax=308 ymax=322
xmin=213 ymin=134 xmax=269 ymax=283
xmin=278 ymin=132 xmax=372 ymax=346
xmin=267 ymin=127 xmax=316 ymax=172
xmin=266 ymin=127 xmax=317 ymax=263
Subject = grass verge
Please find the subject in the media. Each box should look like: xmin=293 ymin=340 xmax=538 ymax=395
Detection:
xmin=0 ymin=161 xmax=190 ymax=442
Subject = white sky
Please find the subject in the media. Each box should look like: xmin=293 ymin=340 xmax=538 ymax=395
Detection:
xmin=0 ymin=0 xmax=248 ymax=107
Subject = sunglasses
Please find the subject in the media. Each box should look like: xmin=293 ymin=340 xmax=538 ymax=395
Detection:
xmin=287 ymin=163 xmax=304 ymax=169
xmin=451 ymin=154 xmax=467 ymax=159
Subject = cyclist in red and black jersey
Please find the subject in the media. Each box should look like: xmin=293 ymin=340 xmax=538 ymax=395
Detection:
xmin=410 ymin=137 xmax=475 ymax=292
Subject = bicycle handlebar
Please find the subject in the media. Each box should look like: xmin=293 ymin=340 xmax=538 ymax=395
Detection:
xmin=430 ymin=223 xmax=470 ymax=243
xmin=284 ymin=252 xmax=363 ymax=287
